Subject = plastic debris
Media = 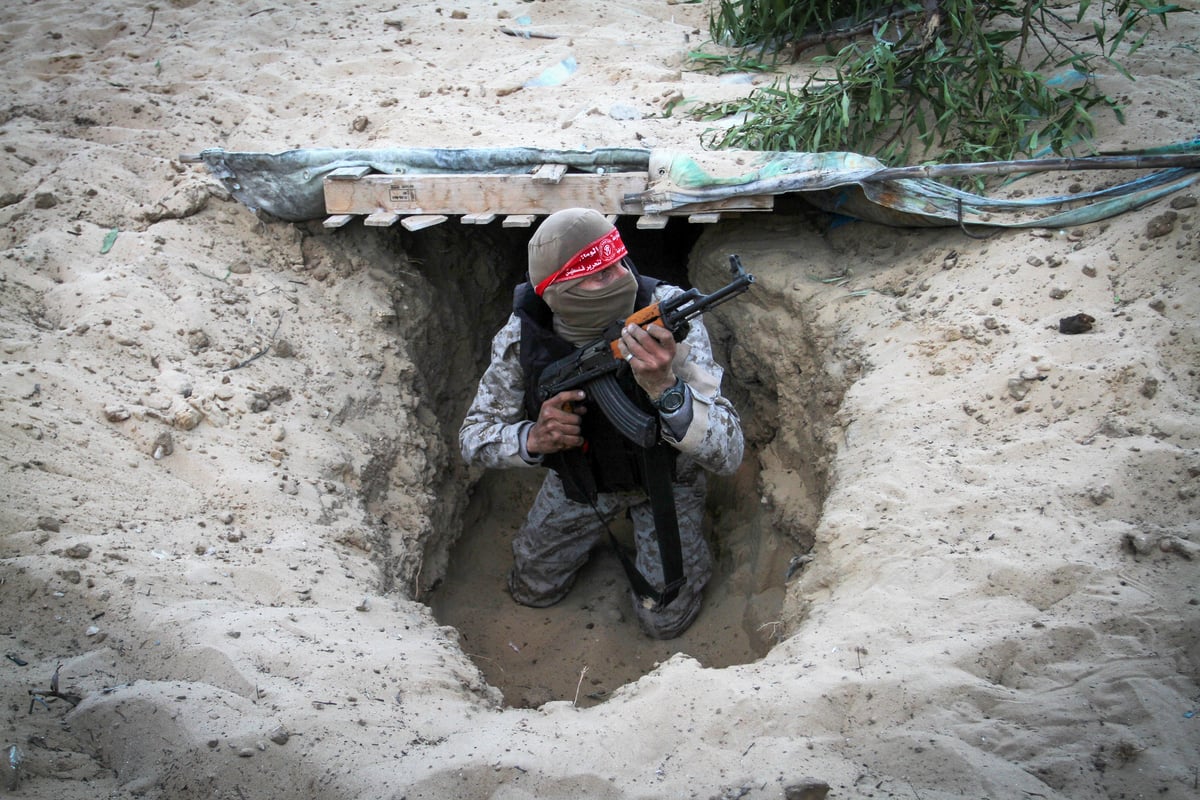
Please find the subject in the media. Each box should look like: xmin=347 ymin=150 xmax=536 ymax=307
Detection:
xmin=525 ymin=56 xmax=577 ymax=88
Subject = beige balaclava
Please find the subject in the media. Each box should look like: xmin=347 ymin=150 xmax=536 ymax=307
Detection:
xmin=529 ymin=208 xmax=638 ymax=345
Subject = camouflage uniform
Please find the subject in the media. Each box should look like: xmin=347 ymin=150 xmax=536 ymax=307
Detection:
xmin=460 ymin=283 xmax=744 ymax=639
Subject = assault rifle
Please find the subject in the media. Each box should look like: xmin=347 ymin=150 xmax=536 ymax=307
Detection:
xmin=537 ymin=254 xmax=755 ymax=448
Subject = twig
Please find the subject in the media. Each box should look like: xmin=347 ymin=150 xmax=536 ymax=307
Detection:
xmin=573 ymin=666 xmax=589 ymax=707
xmin=499 ymin=26 xmax=560 ymax=40
xmin=143 ymin=5 xmax=157 ymax=36
xmin=789 ymin=6 xmax=926 ymax=60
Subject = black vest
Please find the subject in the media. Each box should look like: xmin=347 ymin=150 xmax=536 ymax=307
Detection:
xmin=514 ymin=276 xmax=674 ymax=503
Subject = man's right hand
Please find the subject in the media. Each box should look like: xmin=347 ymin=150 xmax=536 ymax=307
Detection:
xmin=526 ymin=390 xmax=586 ymax=455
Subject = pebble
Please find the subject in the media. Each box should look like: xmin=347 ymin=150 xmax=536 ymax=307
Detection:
xmin=1007 ymin=378 xmax=1029 ymax=400
xmin=64 ymin=543 xmax=92 ymax=559
xmin=152 ymin=432 xmax=173 ymax=459
xmin=1145 ymin=211 xmax=1177 ymax=239
xmin=784 ymin=778 xmax=830 ymax=800
xmin=175 ymin=405 xmax=203 ymax=430
xmin=1169 ymin=194 xmax=1196 ymax=210
xmin=104 ymin=405 xmax=130 ymax=422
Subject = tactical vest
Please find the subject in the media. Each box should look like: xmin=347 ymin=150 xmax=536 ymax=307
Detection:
xmin=513 ymin=276 xmax=674 ymax=503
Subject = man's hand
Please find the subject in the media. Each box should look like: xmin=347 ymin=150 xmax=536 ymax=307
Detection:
xmin=526 ymin=390 xmax=586 ymax=455
xmin=621 ymin=323 xmax=677 ymax=399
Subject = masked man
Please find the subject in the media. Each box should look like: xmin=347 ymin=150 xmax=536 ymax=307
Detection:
xmin=459 ymin=208 xmax=744 ymax=639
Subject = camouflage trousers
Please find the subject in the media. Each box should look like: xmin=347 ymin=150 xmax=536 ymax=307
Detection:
xmin=508 ymin=470 xmax=712 ymax=639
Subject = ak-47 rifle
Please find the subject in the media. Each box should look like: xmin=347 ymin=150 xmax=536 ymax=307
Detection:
xmin=537 ymin=254 xmax=755 ymax=448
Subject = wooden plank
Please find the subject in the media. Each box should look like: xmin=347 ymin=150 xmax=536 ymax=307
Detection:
xmin=327 ymin=165 xmax=373 ymax=180
xmin=325 ymin=171 xmax=776 ymax=219
xmin=401 ymin=214 xmax=448 ymax=231
xmin=636 ymin=214 xmax=669 ymax=230
xmin=502 ymin=214 xmax=537 ymax=228
xmin=461 ymin=213 xmax=497 ymax=225
xmin=325 ymin=173 xmax=650 ymax=217
xmin=323 ymin=214 xmax=355 ymax=228
xmin=531 ymin=163 xmax=568 ymax=184
xmin=364 ymin=210 xmax=402 ymax=227
xmin=658 ymin=195 xmax=773 ymax=214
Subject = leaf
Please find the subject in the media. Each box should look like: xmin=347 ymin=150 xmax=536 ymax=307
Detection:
xmin=100 ymin=228 xmax=119 ymax=254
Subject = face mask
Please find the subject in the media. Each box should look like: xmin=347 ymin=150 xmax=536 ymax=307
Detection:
xmin=545 ymin=268 xmax=638 ymax=345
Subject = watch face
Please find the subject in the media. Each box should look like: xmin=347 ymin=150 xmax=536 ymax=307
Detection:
xmin=658 ymin=385 xmax=685 ymax=412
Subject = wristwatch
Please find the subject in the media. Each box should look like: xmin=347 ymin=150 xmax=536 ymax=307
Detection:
xmin=653 ymin=377 xmax=687 ymax=414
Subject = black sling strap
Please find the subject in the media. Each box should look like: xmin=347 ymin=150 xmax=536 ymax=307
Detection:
xmin=607 ymin=442 xmax=685 ymax=610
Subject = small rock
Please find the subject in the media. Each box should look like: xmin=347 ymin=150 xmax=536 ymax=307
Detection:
xmin=1145 ymin=211 xmax=1177 ymax=239
xmin=1048 ymin=286 xmax=1069 ymax=300
xmin=186 ymin=330 xmax=210 ymax=352
xmin=1140 ymin=376 xmax=1159 ymax=399
xmin=175 ymin=405 xmax=204 ymax=430
xmin=1123 ymin=531 xmax=1156 ymax=555
xmin=64 ymin=543 xmax=92 ymax=559
xmin=1007 ymin=378 xmax=1030 ymax=400
xmin=37 ymin=516 xmax=61 ymax=532
xmin=104 ymin=405 xmax=131 ymax=422
xmin=237 ymin=748 xmax=255 ymax=758
xmin=1168 ymin=194 xmax=1196 ymax=210
xmin=1058 ymin=313 xmax=1094 ymax=334
xmin=34 ymin=192 xmax=59 ymax=209
xmin=268 ymin=726 xmax=290 ymax=745
xmin=784 ymin=778 xmax=830 ymax=800
xmin=152 ymin=431 xmax=173 ymax=459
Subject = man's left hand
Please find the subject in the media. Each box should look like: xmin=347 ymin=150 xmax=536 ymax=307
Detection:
xmin=621 ymin=323 xmax=676 ymax=399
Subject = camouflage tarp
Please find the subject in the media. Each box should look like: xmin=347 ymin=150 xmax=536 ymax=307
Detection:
xmin=192 ymin=143 xmax=1200 ymax=228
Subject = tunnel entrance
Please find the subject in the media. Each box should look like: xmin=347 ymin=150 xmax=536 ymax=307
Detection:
xmin=370 ymin=215 xmax=820 ymax=709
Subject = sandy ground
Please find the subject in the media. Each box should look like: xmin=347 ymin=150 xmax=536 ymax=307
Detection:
xmin=1 ymin=1 xmax=1198 ymax=798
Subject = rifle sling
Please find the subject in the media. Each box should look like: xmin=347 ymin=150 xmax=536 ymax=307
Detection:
xmin=606 ymin=442 xmax=685 ymax=610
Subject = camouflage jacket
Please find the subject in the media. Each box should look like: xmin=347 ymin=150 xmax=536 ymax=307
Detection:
xmin=459 ymin=284 xmax=744 ymax=480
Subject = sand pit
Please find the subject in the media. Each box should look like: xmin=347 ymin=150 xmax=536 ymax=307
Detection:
xmin=2 ymin=2 xmax=1198 ymax=799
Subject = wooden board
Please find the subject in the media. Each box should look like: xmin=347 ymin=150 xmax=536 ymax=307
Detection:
xmin=401 ymin=214 xmax=448 ymax=231
xmin=324 ymin=172 xmax=773 ymax=218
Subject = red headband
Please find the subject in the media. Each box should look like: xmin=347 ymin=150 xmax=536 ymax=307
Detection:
xmin=534 ymin=228 xmax=628 ymax=296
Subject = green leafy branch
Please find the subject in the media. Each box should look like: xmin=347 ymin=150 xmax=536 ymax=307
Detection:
xmin=697 ymin=0 xmax=1184 ymax=166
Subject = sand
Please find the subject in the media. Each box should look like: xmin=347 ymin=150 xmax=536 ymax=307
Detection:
xmin=1 ymin=1 xmax=1198 ymax=798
